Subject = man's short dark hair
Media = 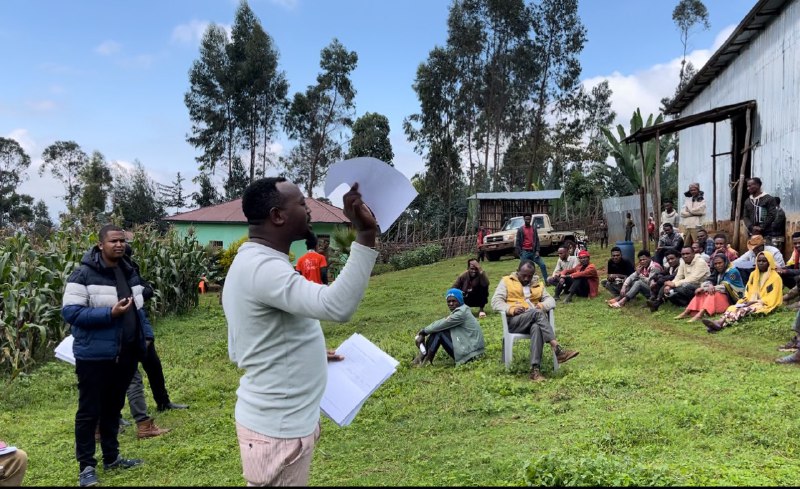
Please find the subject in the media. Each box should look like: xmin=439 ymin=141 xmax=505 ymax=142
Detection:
xmin=611 ymin=246 xmax=622 ymax=253
xmin=305 ymin=234 xmax=318 ymax=251
xmin=242 ymin=177 xmax=288 ymax=225
xmin=664 ymin=200 xmax=673 ymax=205
xmin=663 ymin=222 xmax=673 ymax=229
xmin=714 ymin=233 xmax=727 ymax=241
xmin=518 ymin=259 xmax=535 ymax=272
xmin=792 ymin=231 xmax=800 ymax=240
xmin=747 ymin=177 xmax=762 ymax=187
xmin=775 ymin=197 xmax=781 ymax=206
xmin=99 ymin=224 xmax=124 ymax=242
xmin=467 ymin=258 xmax=479 ymax=267
xmin=665 ymin=248 xmax=680 ymax=259
xmin=637 ymin=249 xmax=651 ymax=257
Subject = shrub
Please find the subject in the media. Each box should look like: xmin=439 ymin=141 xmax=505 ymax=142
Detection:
xmin=523 ymin=452 xmax=682 ymax=487
xmin=389 ymin=244 xmax=443 ymax=271
xmin=216 ymin=236 xmax=249 ymax=282
xmin=371 ymin=262 xmax=396 ymax=276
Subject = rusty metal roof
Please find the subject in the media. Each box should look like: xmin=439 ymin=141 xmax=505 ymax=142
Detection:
xmin=666 ymin=0 xmax=791 ymax=115
xmin=164 ymin=197 xmax=350 ymax=224
xmin=467 ymin=190 xmax=564 ymax=200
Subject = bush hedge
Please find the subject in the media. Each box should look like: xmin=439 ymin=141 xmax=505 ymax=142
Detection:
xmin=388 ymin=244 xmax=443 ymax=271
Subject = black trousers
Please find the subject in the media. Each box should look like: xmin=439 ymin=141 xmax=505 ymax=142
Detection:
xmin=75 ymin=347 xmax=139 ymax=470
xmin=140 ymin=341 xmax=170 ymax=407
xmin=558 ymin=276 xmax=590 ymax=297
xmin=424 ymin=330 xmax=454 ymax=361
xmin=464 ymin=286 xmax=489 ymax=309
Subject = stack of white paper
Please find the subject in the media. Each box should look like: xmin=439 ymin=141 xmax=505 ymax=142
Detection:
xmin=54 ymin=335 xmax=76 ymax=365
xmin=320 ymin=333 xmax=399 ymax=427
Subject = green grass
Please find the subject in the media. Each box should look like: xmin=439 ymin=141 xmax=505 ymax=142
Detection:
xmin=3 ymin=249 xmax=800 ymax=486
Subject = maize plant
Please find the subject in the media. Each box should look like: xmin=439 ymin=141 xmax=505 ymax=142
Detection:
xmin=0 ymin=225 xmax=209 ymax=378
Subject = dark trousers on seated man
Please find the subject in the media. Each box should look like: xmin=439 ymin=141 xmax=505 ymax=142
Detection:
xmin=423 ymin=330 xmax=455 ymax=362
xmin=603 ymin=279 xmax=625 ymax=297
xmin=663 ymin=284 xmax=697 ymax=307
xmin=555 ymin=276 xmax=590 ymax=299
xmin=76 ymin=346 xmax=139 ymax=471
xmin=463 ymin=285 xmax=489 ymax=311
xmin=507 ymin=308 xmax=554 ymax=367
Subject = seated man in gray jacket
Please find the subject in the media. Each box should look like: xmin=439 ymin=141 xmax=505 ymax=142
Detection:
xmin=413 ymin=288 xmax=485 ymax=366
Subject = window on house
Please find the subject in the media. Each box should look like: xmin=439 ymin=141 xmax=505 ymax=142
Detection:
xmin=209 ymin=240 xmax=223 ymax=249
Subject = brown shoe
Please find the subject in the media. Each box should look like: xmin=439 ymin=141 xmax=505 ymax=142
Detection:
xmin=556 ymin=350 xmax=579 ymax=364
xmin=777 ymin=336 xmax=799 ymax=352
xmin=529 ymin=368 xmax=546 ymax=382
xmin=136 ymin=418 xmax=171 ymax=439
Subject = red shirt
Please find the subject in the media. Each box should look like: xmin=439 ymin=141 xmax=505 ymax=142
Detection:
xmin=295 ymin=251 xmax=328 ymax=284
xmin=521 ymin=225 xmax=534 ymax=250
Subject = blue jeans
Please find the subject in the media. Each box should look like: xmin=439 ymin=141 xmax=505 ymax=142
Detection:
xmin=520 ymin=250 xmax=547 ymax=278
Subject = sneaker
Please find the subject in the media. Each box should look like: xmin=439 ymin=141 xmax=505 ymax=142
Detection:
xmin=775 ymin=352 xmax=800 ymax=364
xmin=646 ymin=299 xmax=661 ymax=312
xmin=157 ymin=402 xmax=189 ymax=412
xmin=777 ymin=336 xmax=799 ymax=352
xmin=79 ymin=466 xmax=99 ymax=487
xmin=103 ymin=456 xmax=143 ymax=470
xmin=529 ymin=368 xmax=546 ymax=382
xmin=556 ymin=350 xmax=579 ymax=364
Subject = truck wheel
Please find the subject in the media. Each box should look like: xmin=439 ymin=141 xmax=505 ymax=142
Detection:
xmin=486 ymin=251 xmax=501 ymax=262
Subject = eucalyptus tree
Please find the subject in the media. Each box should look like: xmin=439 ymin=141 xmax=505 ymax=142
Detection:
xmin=192 ymin=171 xmax=220 ymax=208
xmin=0 ymin=137 xmax=33 ymax=228
xmin=228 ymin=1 xmax=288 ymax=182
xmin=111 ymin=160 xmax=166 ymax=227
xmin=40 ymin=140 xmax=88 ymax=212
xmin=284 ymin=38 xmax=358 ymax=197
xmin=76 ymin=151 xmax=113 ymax=218
xmin=185 ymin=24 xmax=236 ymax=179
xmin=673 ymin=0 xmax=710 ymax=83
xmin=347 ymin=112 xmax=394 ymax=165
xmin=157 ymin=172 xmax=187 ymax=212
xmin=524 ymin=0 xmax=586 ymax=190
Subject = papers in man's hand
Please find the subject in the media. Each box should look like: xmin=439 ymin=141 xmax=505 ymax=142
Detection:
xmin=320 ymin=333 xmax=399 ymax=427
xmin=0 ymin=445 xmax=18 ymax=456
xmin=324 ymin=157 xmax=418 ymax=231
xmin=54 ymin=335 xmax=75 ymax=365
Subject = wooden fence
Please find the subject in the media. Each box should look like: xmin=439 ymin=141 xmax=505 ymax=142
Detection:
xmin=376 ymin=234 xmax=478 ymax=263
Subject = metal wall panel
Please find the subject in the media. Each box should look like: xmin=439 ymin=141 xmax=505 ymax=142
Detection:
xmin=679 ymin=0 xmax=800 ymax=221
xmin=601 ymin=194 xmax=654 ymax=244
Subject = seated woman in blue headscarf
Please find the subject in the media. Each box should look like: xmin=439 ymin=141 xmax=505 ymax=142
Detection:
xmin=413 ymin=288 xmax=486 ymax=366
xmin=675 ymin=252 xmax=745 ymax=322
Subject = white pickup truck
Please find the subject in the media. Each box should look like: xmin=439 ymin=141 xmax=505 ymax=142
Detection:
xmin=479 ymin=214 xmax=586 ymax=261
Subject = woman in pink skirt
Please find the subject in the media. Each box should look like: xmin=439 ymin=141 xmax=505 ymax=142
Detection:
xmin=675 ymin=253 xmax=745 ymax=322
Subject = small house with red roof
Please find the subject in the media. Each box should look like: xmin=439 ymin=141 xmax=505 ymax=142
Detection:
xmin=164 ymin=198 xmax=351 ymax=262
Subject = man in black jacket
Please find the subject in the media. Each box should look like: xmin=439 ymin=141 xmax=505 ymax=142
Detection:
xmin=743 ymin=177 xmax=778 ymax=239
xmin=62 ymin=225 xmax=152 ymax=487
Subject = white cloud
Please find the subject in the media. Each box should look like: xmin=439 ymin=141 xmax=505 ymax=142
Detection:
xmin=94 ymin=40 xmax=121 ymax=56
xmin=582 ymin=24 xmax=738 ymax=131
xmin=117 ymin=54 xmax=156 ymax=70
xmin=171 ymin=20 xmax=232 ymax=45
xmin=6 ymin=128 xmax=36 ymax=155
xmin=269 ymin=0 xmax=298 ymax=10
xmin=27 ymin=99 xmax=57 ymax=112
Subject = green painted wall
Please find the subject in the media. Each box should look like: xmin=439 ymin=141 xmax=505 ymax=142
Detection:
xmin=171 ymin=222 xmax=345 ymax=264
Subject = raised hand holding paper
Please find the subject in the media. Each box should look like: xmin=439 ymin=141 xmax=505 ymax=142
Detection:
xmin=324 ymin=157 xmax=417 ymax=231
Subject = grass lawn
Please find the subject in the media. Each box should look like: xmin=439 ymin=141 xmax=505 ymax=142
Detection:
xmin=3 ymin=247 xmax=800 ymax=486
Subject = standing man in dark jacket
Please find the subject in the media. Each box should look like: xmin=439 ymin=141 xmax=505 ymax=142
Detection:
xmin=515 ymin=212 xmax=547 ymax=278
xmin=62 ymin=225 xmax=152 ymax=487
xmin=742 ymin=177 xmax=778 ymax=238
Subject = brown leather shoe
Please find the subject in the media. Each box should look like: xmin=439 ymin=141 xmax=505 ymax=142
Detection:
xmin=136 ymin=418 xmax=170 ymax=439
xmin=529 ymin=368 xmax=546 ymax=382
xmin=556 ymin=350 xmax=579 ymax=364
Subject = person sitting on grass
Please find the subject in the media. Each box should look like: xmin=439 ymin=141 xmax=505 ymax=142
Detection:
xmin=452 ymin=259 xmax=490 ymax=319
xmin=491 ymin=260 xmax=579 ymax=382
xmin=647 ymin=246 xmax=709 ymax=313
xmin=732 ymin=234 xmax=785 ymax=285
xmin=691 ymin=241 xmax=712 ymax=267
xmin=608 ymin=249 xmax=662 ymax=308
xmin=555 ymin=250 xmax=599 ymax=303
xmin=712 ymin=233 xmax=739 ymax=262
xmin=647 ymin=249 xmax=681 ymax=309
xmin=775 ymin=308 xmax=800 ymax=364
xmin=546 ymin=246 xmax=578 ymax=287
xmin=703 ymin=251 xmax=783 ymax=333
xmin=413 ymin=288 xmax=486 ymax=366
xmin=674 ymin=253 xmax=745 ymax=322
xmin=601 ymin=246 xmax=635 ymax=297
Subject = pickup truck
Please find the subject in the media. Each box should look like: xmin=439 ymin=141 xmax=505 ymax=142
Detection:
xmin=479 ymin=214 xmax=586 ymax=261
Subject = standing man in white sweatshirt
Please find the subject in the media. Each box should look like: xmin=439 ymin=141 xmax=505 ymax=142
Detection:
xmin=223 ymin=177 xmax=378 ymax=486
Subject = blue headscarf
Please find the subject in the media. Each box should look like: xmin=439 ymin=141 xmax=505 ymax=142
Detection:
xmin=445 ymin=288 xmax=464 ymax=305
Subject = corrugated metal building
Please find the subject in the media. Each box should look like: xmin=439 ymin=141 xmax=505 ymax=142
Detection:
xmin=666 ymin=0 xmax=799 ymax=250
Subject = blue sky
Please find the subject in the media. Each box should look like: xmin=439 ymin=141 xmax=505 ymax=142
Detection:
xmin=1 ymin=0 xmax=757 ymax=217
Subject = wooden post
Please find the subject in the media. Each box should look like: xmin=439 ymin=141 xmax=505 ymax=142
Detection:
xmin=638 ymin=141 xmax=649 ymax=252
xmin=712 ymin=122 xmax=717 ymax=226
xmin=732 ymin=107 xmax=752 ymax=248
xmin=654 ymin=131 xmax=662 ymax=238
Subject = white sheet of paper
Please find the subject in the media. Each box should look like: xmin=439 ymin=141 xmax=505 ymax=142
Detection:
xmin=54 ymin=334 xmax=75 ymax=365
xmin=324 ymin=157 xmax=417 ymax=231
xmin=320 ymin=333 xmax=398 ymax=427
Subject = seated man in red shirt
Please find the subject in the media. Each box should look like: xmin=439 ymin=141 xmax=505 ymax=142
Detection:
xmin=295 ymin=235 xmax=328 ymax=285
xmin=554 ymin=250 xmax=599 ymax=303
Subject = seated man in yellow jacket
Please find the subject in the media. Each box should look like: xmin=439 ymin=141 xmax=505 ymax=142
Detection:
xmin=491 ymin=260 xmax=579 ymax=382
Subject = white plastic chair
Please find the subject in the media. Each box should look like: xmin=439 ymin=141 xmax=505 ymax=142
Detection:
xmin=501 ymin=308 xmax=558 ymax=371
